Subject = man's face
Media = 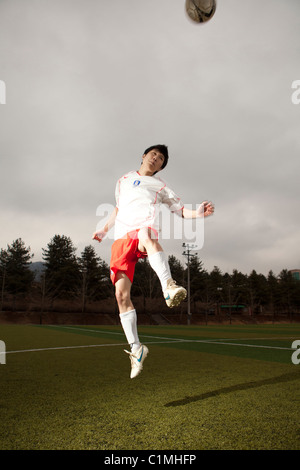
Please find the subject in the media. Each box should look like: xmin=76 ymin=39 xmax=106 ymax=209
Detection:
xmin=142 ymin=149 xmax=165 ymax=174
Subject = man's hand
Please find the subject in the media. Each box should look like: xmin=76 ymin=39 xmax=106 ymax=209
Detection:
xmin=92 ymin=206 xmax=118 ymax=243
xmin=196 ymin=201 xmax=215 ymax=218
xmin=92 ymin=230 xmax=106 ymax=243
xmin=182 ymin=201 xmax=215 ymax=219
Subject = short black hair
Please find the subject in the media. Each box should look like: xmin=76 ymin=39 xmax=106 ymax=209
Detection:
xmin=143 ymin=144 xmax=169 ymax=170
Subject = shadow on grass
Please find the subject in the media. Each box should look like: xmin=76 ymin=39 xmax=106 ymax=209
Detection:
xmin=164 ymin=371 xmax=300 ymax=407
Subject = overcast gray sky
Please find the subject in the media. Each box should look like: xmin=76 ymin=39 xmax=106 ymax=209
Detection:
xmin=0 ymin=0 xmax=299 ymax=276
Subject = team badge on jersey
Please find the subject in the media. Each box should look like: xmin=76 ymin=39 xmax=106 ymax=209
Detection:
xmin=133 ymin=180 xmax=141 ymax=187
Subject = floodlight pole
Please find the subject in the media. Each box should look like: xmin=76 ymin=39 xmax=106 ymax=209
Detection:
xmin=182 ymin=243 xmax=197 ymax=325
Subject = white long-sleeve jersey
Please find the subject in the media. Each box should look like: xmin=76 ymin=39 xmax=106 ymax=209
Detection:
xmin=114 ymin=171 xmax=184 ymax=240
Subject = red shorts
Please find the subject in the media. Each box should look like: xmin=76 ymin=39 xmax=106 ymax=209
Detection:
xmin=110 ymin=230 xmax=148 ymax=285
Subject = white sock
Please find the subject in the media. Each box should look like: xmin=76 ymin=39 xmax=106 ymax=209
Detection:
xmin=119 ymin=309 xmax=141 ymax=353
xmin=148 ymin=251 xmax=171 ymax=291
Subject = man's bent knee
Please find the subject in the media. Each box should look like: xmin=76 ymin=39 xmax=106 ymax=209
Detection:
xmin=138 ymin=228 xmax=162 ymax=254
xmin=115 ymin=288 xmax=129 ymax=305
xmin=138 ymin=227 xmax=158 ymax=251
xmin=114 ymin=273 xmax=133 ymax=312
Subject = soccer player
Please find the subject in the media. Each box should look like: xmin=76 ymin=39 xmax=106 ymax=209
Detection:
xmin=93 ymin=145 xmax=214 ymax=378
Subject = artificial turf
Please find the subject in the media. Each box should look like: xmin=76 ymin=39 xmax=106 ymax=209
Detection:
xmin=0 ymin=324 xmax=299 ymax=450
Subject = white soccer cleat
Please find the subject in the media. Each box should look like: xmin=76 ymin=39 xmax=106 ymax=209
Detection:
xmin=124 ymin=344 xmax=149 ymax=379
xmin=164 ymin=279 xmax=187 ymax=308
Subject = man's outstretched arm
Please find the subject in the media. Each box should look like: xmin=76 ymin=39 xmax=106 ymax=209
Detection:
xmin=182 ymin=201 xmax=214 ymax=219
xmin=92 ymin=206 xmax=118 ymax=242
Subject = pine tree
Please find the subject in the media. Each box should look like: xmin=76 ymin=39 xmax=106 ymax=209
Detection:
xmin=247 ymin=270 xmax=268 ymax=314
xmin=278 ymin=269 xmax=298 ymax=316
xmin=132 ymin=258 xmax=160 ymax=299
xmin=168 ymin=255 xmax=184 ymax=286
xmin=78 ymin=245 xmax=111 ymax=310
xmin=187 ymin=254 xmax=207 ymax=301
xmin=205 ymin=266 xmax=224 ymax=315
xmin=0 ymin=238 xmax=34 ymax=304
xmin=42 ymin=235 xmax=80 ymax=299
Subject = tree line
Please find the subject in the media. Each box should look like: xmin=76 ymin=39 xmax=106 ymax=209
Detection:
xmin=1 ymin=235 xmax=300 ymax=317
xmin=0 ymin=236 xmax=111 ymax=312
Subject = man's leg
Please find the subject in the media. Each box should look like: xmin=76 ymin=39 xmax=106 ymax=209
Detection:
xmin=138 ymin=227 xmax=171 ymax=291
xmin=138 ymin=227 xmax=187 ymax=307
xmin=115 ymin=272 xmax=140 ymax=353
xmin=114 ymin=271 xmax=149 ymax=379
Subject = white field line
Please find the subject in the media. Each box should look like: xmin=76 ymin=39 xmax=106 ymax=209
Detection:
xmin=46 ymin=325 xmax=297 ymax=344
xmin=3 ymin=325 xmax=296 ymax=355
xmin=48 ymin=325 xmax=185 ymax=343
xmin=5 ymin=343 xmax=128 ymax=355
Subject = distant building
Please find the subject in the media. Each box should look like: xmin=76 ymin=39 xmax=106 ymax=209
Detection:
xmin=290 ymin=269 xmax=300 ymax=281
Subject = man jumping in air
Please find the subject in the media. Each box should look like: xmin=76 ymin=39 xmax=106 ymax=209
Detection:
xmin=93 ymin=145 xmax=214 ymax=378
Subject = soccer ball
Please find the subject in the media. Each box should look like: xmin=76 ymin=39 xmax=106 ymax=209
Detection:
xmin=185 ymin=0 xmax=217 ymax=24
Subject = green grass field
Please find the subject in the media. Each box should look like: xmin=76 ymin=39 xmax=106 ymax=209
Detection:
xmin=0 ymin=323 xmax=299 ymax=450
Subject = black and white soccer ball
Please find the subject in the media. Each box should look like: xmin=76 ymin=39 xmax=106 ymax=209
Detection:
xmin=185 ymin=0 xmax=217 ymax=24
